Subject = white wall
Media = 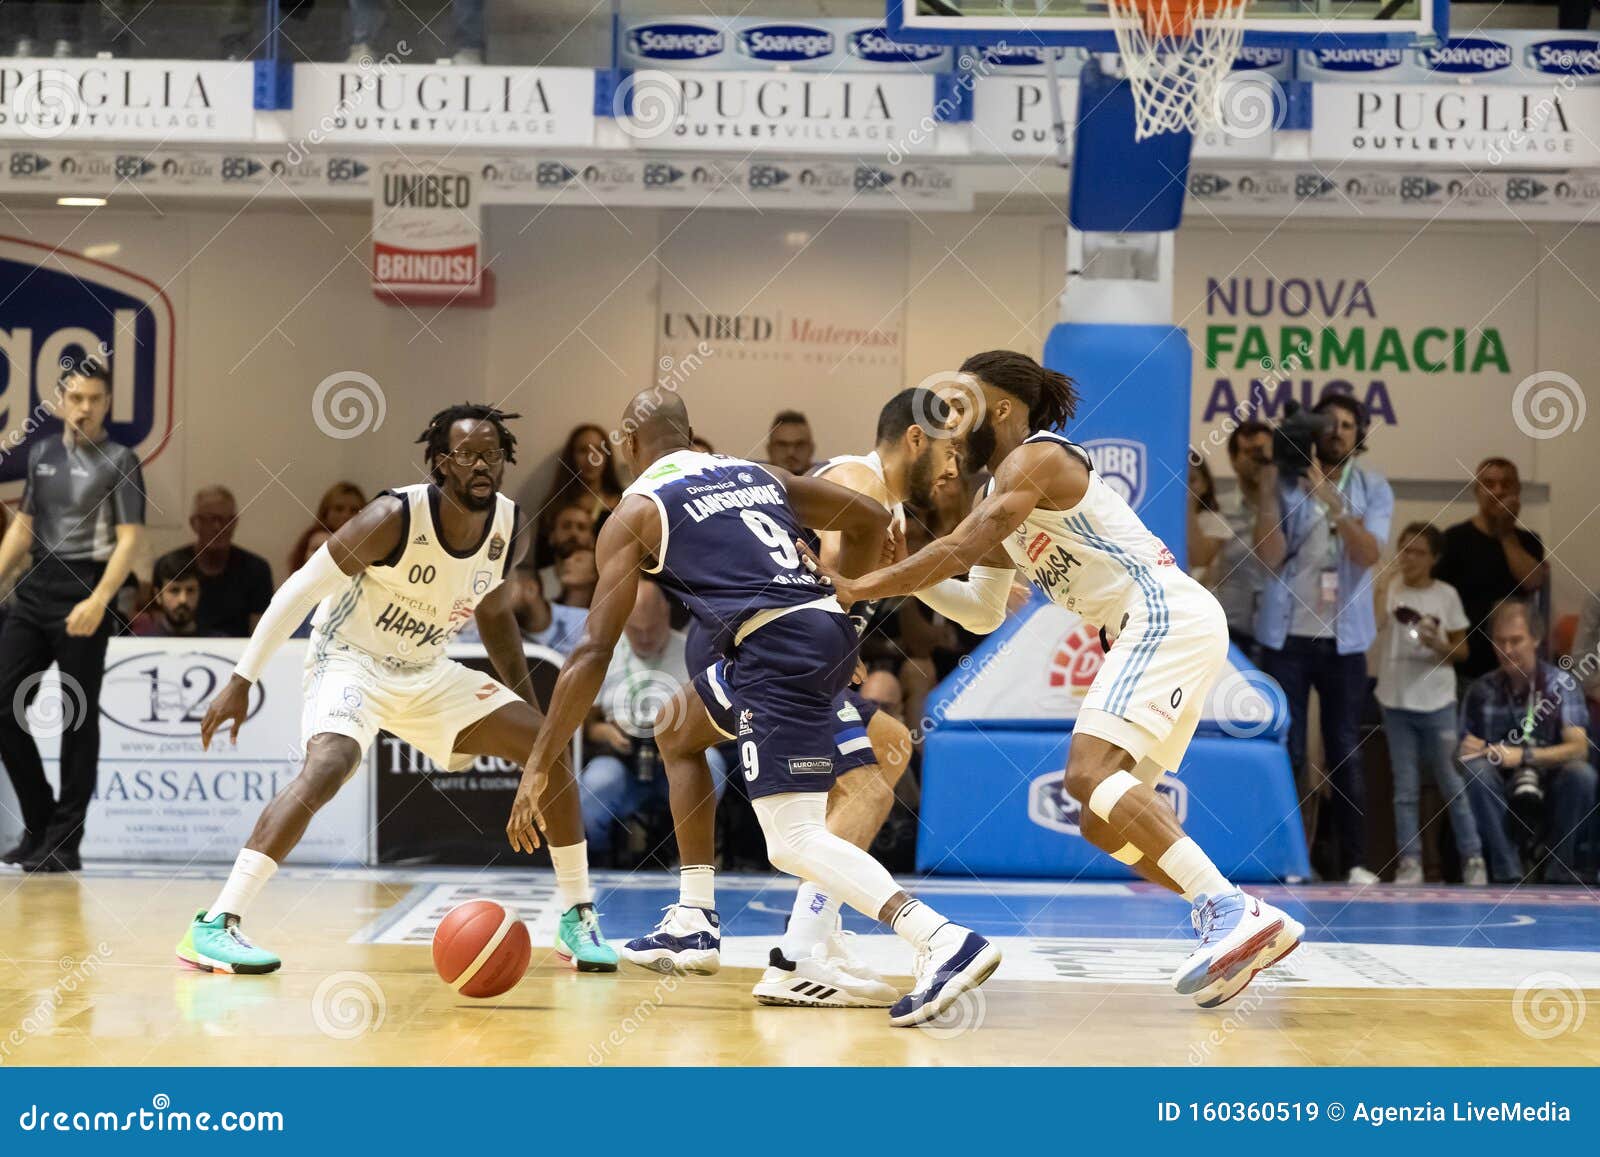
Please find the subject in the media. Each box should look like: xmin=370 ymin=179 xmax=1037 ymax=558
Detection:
xmin=8 ymin=201 xmax=1597 ymax=620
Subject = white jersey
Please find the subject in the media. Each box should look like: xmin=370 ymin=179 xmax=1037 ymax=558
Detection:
xmin=811 ymin=450 xmax=906 ymax=534
xmin=310 ymin=483 xmax=518 ymax=668
xmin=994 ymin=431 xmax=1200 ymax=632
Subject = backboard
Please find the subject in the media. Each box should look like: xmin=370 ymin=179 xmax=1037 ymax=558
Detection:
xmin=886 ymin=0 xmax=1447 ymax=51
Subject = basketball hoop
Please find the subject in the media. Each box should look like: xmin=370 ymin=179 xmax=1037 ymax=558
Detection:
xmin=1105 ymin=0 xmax=1250 ymax=140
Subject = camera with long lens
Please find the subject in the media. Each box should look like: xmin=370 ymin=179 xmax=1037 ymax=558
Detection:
xmin=1509 ymin=763 xmax=1544 ymax=828
xmin=1271 ymin=401 xmax=1334 ymax=480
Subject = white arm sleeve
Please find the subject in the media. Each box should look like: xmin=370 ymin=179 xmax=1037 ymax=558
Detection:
xmin=234 ymin=545 xmax=351 ymax=683
xmin=912 ymin=565 xmax=1016 ymax=634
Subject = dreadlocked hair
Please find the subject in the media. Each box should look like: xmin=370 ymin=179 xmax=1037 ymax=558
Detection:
xmin=959 ymin=349 xmax=1078 ymax=433
xmin=417 ymin=403 xmax=521 ymax=482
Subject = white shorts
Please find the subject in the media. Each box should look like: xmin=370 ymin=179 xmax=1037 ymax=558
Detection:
xmin=1074 ymin=577 xmax=1228 ymax=778
xmin=302 ymin=642 xmax=523 ymax=772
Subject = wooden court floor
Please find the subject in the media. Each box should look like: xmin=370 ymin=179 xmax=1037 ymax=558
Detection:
xmin=1 ymin=873 xmax=1597 ymax=1067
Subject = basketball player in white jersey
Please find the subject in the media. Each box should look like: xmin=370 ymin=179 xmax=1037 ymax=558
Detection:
xmin=803 ymin=351 xmax=1303 ymax=1008
xmin=176 ymin=405 xmax=615 ymax=976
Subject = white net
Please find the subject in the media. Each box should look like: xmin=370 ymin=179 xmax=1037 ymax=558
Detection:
xmin=1105 ymin=0 xmax=1250 ymax=140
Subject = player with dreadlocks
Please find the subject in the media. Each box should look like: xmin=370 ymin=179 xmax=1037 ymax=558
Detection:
xmin=802 ymin=350 xmax=1303 ymax=1009
xmin=177 ymin=403 xmax=616 ymax=975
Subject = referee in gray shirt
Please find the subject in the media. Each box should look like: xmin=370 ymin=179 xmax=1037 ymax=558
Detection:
xmin=0 ymin=361 xmax=145 ymax=872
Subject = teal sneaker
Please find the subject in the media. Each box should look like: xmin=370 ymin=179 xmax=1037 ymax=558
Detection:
xmin=555 ymin=903 xmax=618 ymax=973
xmin=176 ymin=910 xmax=281 ymax=975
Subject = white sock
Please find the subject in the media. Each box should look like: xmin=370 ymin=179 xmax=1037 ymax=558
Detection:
xmin=679 ymin=864 xmax=715 ymax=910
xmin=205 ymin=849 xmax=278 ymax=923
xmin=1156 ymin=837 xmax=1234 ymax=903
xmin=549 ymin=841 xmax=593 ymax=910
xmin=780 ymin=881 xmax=838 ymax=960
xmin=890 ymin=898 xmax=949 ymax=949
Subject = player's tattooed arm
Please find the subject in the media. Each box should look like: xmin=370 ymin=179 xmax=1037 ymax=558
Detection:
xmin=771 ymin=465 xmax=890 ymax=580
xmin=803 ymin=442 xmax=1078 ymax=605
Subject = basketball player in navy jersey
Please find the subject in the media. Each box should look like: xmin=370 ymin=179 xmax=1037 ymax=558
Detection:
xmin=183 ymin=405 xmax=614 ymax=976
xmin=510 ymin=391 xmax=1000 ymax=1027
xmin=803 ymin=351 xmax=1302 ymax=1008
xmin=682 ymin=387 xmax=964 ymax=1008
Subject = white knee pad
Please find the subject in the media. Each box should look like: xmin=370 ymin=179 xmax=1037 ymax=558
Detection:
xmin=751 ymin=792 xmax=901 ymax=918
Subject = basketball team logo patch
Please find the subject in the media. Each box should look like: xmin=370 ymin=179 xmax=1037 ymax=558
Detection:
xmin=1083 ymin=438 xmax=1149 ymax=512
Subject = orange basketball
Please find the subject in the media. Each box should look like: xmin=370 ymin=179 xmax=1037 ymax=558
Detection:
xmin=432 ymin=899 xmax=531 ymax=999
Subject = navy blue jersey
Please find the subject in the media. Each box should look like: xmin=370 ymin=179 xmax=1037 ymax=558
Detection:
xmin=625 ymin=450 xmax=831 ymax=653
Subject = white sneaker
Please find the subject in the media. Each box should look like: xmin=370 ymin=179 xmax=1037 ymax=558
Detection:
xmin=825 ymin=925 xmax=893 ymax=986
xmin=1463 ymin=856 xmax=1489 ymax=886
xmin=1393 ymin=858 xmax=1423 ymax=886
xmin=1173 ymin=890 xmax=1303 ymax=1008
xmin=617 ymin=905 xmax=720 ymax=975
xmin=753 ymin=946 xmax=900 ymax=1008
xmin=1347 ymin=866 xmax=1380 ymax=886
xmin=889 ymin=923 xmax=1001 ymax=1028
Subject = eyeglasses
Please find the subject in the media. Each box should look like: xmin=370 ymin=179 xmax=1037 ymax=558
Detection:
xmin=446 ymin=448 xmax=506 ymax=468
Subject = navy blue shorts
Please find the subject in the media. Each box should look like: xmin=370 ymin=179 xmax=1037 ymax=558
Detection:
xmin=691 ymin=609 xmax=859 ymax=799
xmin=687 ymin=617 xmax=879 ymax=780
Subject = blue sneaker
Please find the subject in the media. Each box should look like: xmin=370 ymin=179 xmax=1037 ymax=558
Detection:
xmin=1172 ymin=890 xmax=1302 ymax=1008
xmin=618 ymin=905 xmax=721 ymax=975
xmin=888 ymin=923 xmax=1001 ymax=1028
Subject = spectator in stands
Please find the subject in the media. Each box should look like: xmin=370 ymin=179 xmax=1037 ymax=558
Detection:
xmin=551 ymin=547 xmax=598 ymax=609
xmin=860 ymin=669 xmax=905 ymax=721
xmin=287 ymin=482 xmax=366 ymax=574
xmin=0 ymin=361 xmax=144 ymax=872
xmin=577 ymin=581 xmax=728 ymax=861
xmin=347 ymin=0 xmax=485 ymax=64
xmin=454 ymin=568 xmax=587 ymax=657
xmin=1572 ymin=586 xmax=1600 ymax=736
xmin=1436 ymin=458 xmax=1549 ymax=683
xmin=1374 ymin=522 xmax=1482 ymax=886
xmin=537 ymin=499 xmax=595 ymax=601
xmin=1253 ymin=395 xmax=1392 ymax=885
xmin=1198 ymin=420 xmax=1272 ymax=658
xmin=1457 ymin=600 xmax=1596 ymax=885
xmin=1187 ymin=456 xmax=1224 ymax=582
xmin=690 ymin=435 xmax=716 ymax=455
xmin=537 ymin=424 xmax=622 ymax=558
xmin=765 ymin=410 xmax=818 ymax=475
xmin=130 ymin=553 xmax=215 ymax=638
xmin=157 ymin=486 xmax=273 ymax=637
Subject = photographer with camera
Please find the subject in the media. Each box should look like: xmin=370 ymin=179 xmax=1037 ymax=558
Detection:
xmin=1457 ymin=599 xmax=1595 ymax=885
xmin=1252 ymin=395 xmax=1391 ymax=885
xmin=577 ymin=580 xmax=729 ymax=864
